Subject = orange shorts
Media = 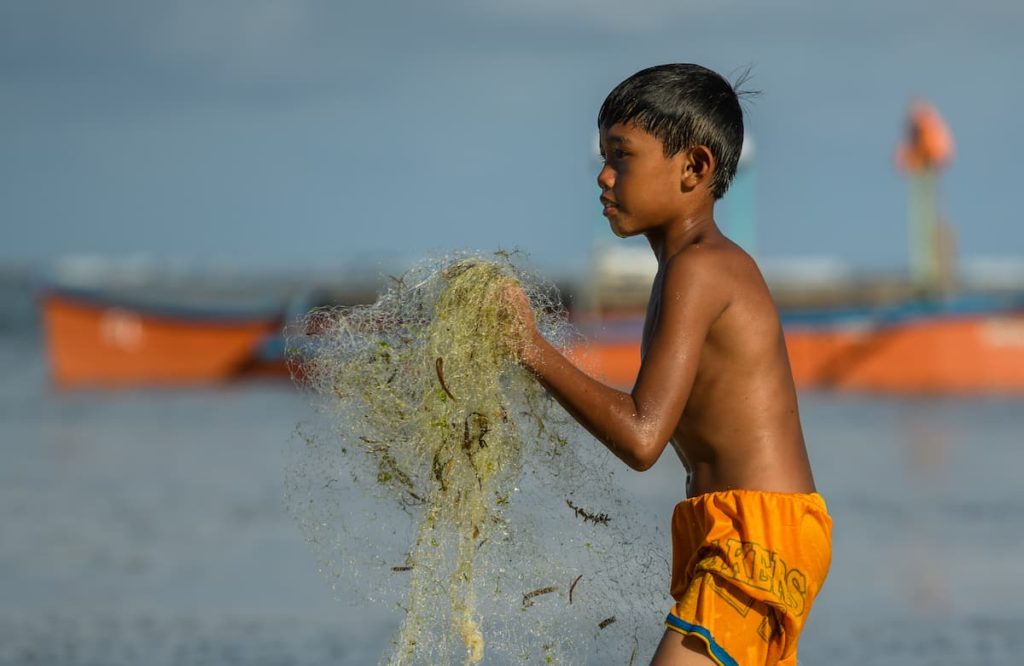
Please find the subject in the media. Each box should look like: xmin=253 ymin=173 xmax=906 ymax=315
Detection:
xmin=664 ymin=490 xmax=832 ymax=666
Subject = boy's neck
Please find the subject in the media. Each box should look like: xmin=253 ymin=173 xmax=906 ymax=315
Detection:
xmin=645 ymin=202 xmax=720 ymax=263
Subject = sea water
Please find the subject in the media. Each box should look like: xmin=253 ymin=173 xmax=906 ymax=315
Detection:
xmin=2 ymin=312 xmax=1024 ymax=664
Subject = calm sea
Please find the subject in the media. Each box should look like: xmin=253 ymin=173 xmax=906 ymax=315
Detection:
xmin=3 ymin=298 xmax=1024 ymax=665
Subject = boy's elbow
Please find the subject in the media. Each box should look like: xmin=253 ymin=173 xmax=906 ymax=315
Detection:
xmin=629 ymin=456 xmax=656 ymax=472
xmin=625 ymin=439 xmax=663 ymax=472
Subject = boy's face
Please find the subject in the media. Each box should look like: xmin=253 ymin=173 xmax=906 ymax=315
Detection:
xmin=597 ymin=122 xmax=688 ymax=238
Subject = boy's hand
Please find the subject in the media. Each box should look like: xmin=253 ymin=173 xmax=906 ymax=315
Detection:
xmin=507 ymin=249 xmax=729 ymax=471
xmin=499 ymin=283 xmax=539 ymax=364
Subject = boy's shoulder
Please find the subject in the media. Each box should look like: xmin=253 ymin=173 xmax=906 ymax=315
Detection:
xmin=651 ymin=241 xmax=737 ymax=341
xmin=660 ymin=237 xmax=758 ymax=304
xmin=656 ymin=236 xmax=776 ymax=345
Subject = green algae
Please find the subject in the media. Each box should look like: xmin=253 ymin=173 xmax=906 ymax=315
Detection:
xmin=286 ymin=252 xmax=666 ymax=666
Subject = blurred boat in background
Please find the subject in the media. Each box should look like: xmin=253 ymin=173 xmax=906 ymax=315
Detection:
xmin=34 ymin=256 xmax=393 ymax=389
xmin=572 ymin=292 xmax=1024 ymax=393
xmin=783 ymin=296 xmax=1024 ymax=393
xmin=579 ymin=234 xmax=1024 ymax=393
xmin=35 ymin=256 xmax=308 ymax=388
xmin=40 ymin=284 xmax=287 ymax=388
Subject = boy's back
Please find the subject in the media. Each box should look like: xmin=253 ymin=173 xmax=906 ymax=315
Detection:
xmin=646 ymin=233 xmax=816 ymax=497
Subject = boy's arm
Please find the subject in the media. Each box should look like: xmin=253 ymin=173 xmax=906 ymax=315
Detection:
xmin=516 ymin=251 xmax=728 ymax=471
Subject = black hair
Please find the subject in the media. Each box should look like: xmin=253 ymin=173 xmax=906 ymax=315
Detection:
xmin=598 ymin=64 xmax=751 ymax=199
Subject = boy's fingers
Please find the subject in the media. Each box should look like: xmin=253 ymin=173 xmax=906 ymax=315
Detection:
xmin=498 ymin=283 xmax=527 ymax=313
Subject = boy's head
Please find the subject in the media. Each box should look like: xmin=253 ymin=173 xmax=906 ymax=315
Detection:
xmin=598 ymin=64 xmax=745 ymax=200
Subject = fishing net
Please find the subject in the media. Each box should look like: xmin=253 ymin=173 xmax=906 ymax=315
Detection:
xmin=285 ymin=251 xmax=668 ymax=665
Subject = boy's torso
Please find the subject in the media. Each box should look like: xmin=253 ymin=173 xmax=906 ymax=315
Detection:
xmin=640 ymin=236 xmax=816 ymax=497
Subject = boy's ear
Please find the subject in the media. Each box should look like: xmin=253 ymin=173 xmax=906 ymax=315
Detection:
xmin=679 ymin=145 xmax=715 ymax=192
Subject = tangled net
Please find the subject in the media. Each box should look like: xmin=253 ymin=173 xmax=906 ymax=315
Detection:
xmin=285 ymin=252 xmax=668 ymax=665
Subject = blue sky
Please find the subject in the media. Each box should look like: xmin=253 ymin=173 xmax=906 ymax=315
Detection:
xmin=2 ymin=1 xmax=1022 ymax=278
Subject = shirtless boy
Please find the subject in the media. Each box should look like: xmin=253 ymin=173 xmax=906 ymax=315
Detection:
xmin=508 ymin=64 xmax=832 ymax=665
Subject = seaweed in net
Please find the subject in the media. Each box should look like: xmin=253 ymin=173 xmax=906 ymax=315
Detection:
xmin=285 ymin=251 xmax=669 ymax=665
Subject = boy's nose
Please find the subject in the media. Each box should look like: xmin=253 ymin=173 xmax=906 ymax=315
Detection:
xmin=596 ymin=163 xmax=614 ymax=191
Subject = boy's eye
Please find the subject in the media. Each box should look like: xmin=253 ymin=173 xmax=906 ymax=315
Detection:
xmin=598 ymin=147 xmax=628 ymax=164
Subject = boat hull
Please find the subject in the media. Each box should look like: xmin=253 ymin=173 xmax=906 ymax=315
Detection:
xmin=786 ymin=314 xmax=1024 ymax=392
xmin=41 ymin=291 xmax=283 ymax=389
xmin=40 ymin=286 xmax=1024 ymax=393
xmin=571 ymin=303 xmax=1024 ymax=393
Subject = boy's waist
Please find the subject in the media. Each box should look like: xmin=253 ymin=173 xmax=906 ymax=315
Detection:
xmin=678 ymin=487 xmax=828 ymax=515
xmin=682 ymin=453 xmax=817 ymax=499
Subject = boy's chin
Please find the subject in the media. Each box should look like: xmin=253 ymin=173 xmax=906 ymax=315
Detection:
xmin=608 ymin=219 xmax=636 ymax=239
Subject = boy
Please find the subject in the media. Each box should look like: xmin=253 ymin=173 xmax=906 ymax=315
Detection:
xmin=508 ymin=64 xmax=831 ymax=665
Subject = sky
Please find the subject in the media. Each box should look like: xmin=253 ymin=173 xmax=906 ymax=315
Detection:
xmin=2 ymin=0 xmax=1023 ymax=279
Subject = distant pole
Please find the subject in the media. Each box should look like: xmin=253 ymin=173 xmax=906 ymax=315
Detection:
xmin=907 ymin=166 xmax=939 ymax=288
xmin=896 ymin=101 xmax=954 ymax=296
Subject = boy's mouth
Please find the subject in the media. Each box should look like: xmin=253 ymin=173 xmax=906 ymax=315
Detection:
xmin=600 ymin=196 xmax=618 ymax=215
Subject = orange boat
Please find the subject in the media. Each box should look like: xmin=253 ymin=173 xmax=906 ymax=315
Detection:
xmin=783 ymin=299 xmax=1024 ymax=393
xmin=40 ymin=286 xmax=285 ymax=389
xmin=572 ymin=296 xmax=1024 ymax=393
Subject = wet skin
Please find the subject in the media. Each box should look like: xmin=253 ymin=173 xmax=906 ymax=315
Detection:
xmin=516 ymin=121 xmax=816 ymax=497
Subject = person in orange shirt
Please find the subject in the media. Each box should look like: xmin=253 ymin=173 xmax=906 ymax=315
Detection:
xmin=506 ymin=64 xmax=832 ymax=665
